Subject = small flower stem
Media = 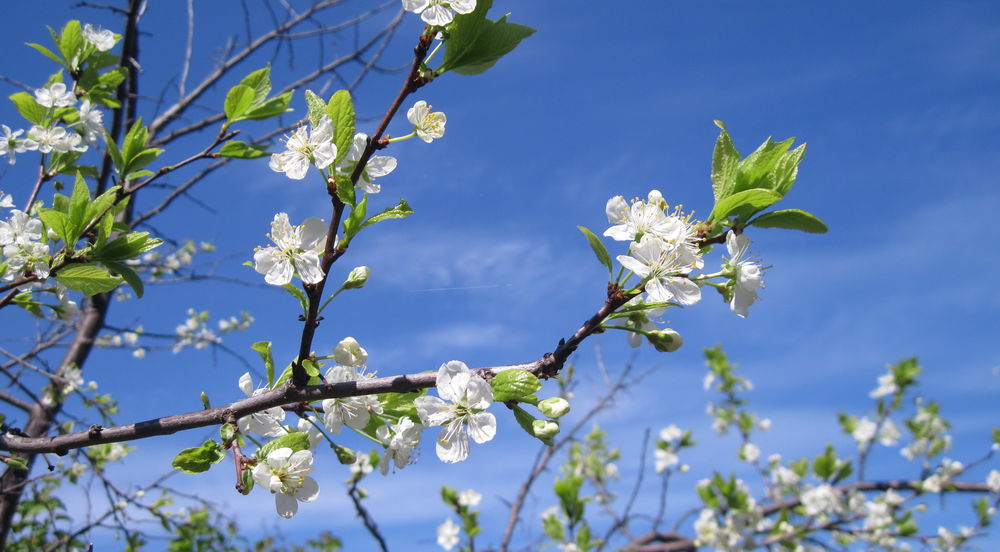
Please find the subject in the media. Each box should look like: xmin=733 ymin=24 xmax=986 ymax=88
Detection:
xmin=424 ymin=39 xmax=444 ymax=65
xmin=386 ymin=131 xmax=415 ymax=143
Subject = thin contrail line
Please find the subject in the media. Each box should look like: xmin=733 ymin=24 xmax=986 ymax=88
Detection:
xmin=407 ymin=284 xmax=513 ymax=292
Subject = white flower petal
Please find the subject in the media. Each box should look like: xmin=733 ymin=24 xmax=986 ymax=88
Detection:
xmin=467 ymin=411 xmax=496 ymax=444
xmin=275 ymin=492 xmax=298 ymax=518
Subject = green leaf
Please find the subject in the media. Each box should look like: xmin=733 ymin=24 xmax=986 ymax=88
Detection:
xmin=576 ymin=226 xmax=612 ymax=275
xmin=361 ymin=199 xmax=413 ymax=229
xmin=9 ymin=92 xmax=49 ymax=126
xmin=171 ymin=440 xmax=225 ymax=474
xmin=326 ymin=90 xmax=355 ymax=166
xmin=242 ymin=91 xmax=293 ymax=120
xmin=97 ymin=67 xmax=128 ymax=89
xmin=281 ymin=283 xmax=309 ymax=313
xmin=218 ymin=140 xmax=268 ymax=159
xmin=238 ymin=66 xmax=272 ymax=106
xmin=733 ymin=136 xmax=794 ymax=195
xmin=708 ymin=188 xmax=782 ymax=222
xmin=491 ymin=369 xmax=542 ymax=402
xmin=93 ymin=232 xmax=162 ymax=261
xmin=55 ymin=263 xmax=122 ymax=295
xmin=304 ymin=89 xmax=327 ymax=128
xmin=711 ymin=120 xmax=741 ymax=201
xmin=224 ymin=84 xmax=256 ymax=122
xmin=252 ymin=342 xmax=275 ymax=387
xmin=772 ymin=143 xmax=806 ymax=196
xmin=67 ymin=174 xmax=91 ymax=243
xmin=26 ymin=43 xmax=65 ymax=67
xmin=102 ymin=260 xmax=144 ymax=298
xmin=58 ymin=20 xmax=85 ymax=69
xmin=441 ymin=0 xmax=536 ymax=76
xmin=341 ymin=194 xmax=368 ymax=245
xmin=220 ymin=424 xmax=236 ymax=445
xmin=3 ymin=457 xmax=29 ymax=472
xmin=256 ymin=432 xmax=311 ymax=460
xmin=749 ymin=209 xmax=828 ymax=233
xmin=13 ymin=292 xmax=43 ymax=317
xmin=379 ymin=390 xmax=426 ymax=424
xmin=334 ymin=173 xmax=356 ymax=206
xmin=37 ymin=209 xmax=72 ymax=245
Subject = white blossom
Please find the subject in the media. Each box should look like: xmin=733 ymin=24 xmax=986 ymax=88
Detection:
xmin=852 ymin=417 xmax=877 ymax=445
xmin=236 ymin=372 xmax=285 ymax=437
xmin=415 ymin=360 xmax=496 ymax=463
xmin=724 ymin=231 xmax=763 ymax=317
xmin=375 ymin=416 xmax=422 ymax=474
xmin=407 ymin=100 xmax=446 ymax=143
xmin=617 ymin=234 xmax=702 ymax=306
xmin=604 ymin=194 xmax=690 ymax=244
xmin=332 ymin=336 xmax=368 ymax=367
xmin=740 ymin=442 xmax=760 ymax=462
xmin=253 ymin=213 xmax=327 ymax=286
xmin=296 ymin=416 xmax=324 ymax=449
xmin=457 ymin=489 xmax=482 ymax=507
xmin=801 ymin=484 xmax=841 ymax=516
xmin=269 ymin=116 xmax=337 ymax=180
xmin=0 ymin=125 xmax=32 ymax=164
xmin=436 ymin=517 xmax=460 ymax=550
xmin=877 ymin=418 xmax=900 ymax=446
xmin=338 ymin=132 xmax=397 ymax=194
xmin=83 ymin=23 xmax=118 ymax=51
xmin=26 ymin=125 xmax=87 ymax=154
xmin=0 ymin=210 xmax=50 ymax=281
xmin=869 ymin=372 xmax=898 ymax=399
xmin=655 ymin=449 xmax=678 ymax=473
xmin=322 ymin=365 xmax=382 ymax=434
xmin=34 ymin=82 xmax=76 ymax=108
xmin=77 ymin=100 xmax=104 ymax=144
xmin=251 ymin=448 xmax=320 ymax=518
xmin=403 ymin=0 xmax=476 ymax=27
xmin=659 ymin=424 xmax=683 ymax=442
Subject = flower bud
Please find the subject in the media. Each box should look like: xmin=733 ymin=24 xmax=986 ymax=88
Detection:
xmin=647 ymin=329 xmax=683 ymax=352
xmin=333 ymin=444 xmax=357 ymax=465
xmin=532 ymin=420 xmax=560 ymax=440
xmin=333 ymin=336 xmax=367 ymax=367
xmin=537 ymin=397 xmax=571 ymax=419
xmin=343 ymin=266 xmax=370 ymax=289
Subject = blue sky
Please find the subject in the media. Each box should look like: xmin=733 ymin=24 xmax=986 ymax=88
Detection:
xmin=1 ymin=1 xmax=999 ymax=550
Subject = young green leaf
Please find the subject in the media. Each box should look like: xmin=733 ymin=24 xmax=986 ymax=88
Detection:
xmin=218 ymin=140 xmax=268 ymax=159
xmin=242 ymin=91 xmax=293 ymax=120
xmin=171 ymin=440 xmax=225 ymax=474
xmin=708 ymin=188 xmax=782 ymax=223
xmin=55 ymin=263 xmax=122 ymax=295
xmin=238 ymin=66 xmax=272 ymax=105
xmin=255 ymin=432 xmax=311 ymax=460
xmin=711 ymin=120 xmax=741 ymax=201
xmin=26 ymin=42 xmax=65 ymax=67
xmin=9 ymin=92 xmax=49 ymax=126
xmin=440 ymin=0 xmax=536 ymax=76
xmin=304 ymin=89 xmax=327 ymax=128
xmin=224 ymin=84 xmax=256 ymax=121
xmin=326 ymin=90 xmax=355 ymax=166
xmin=361 ymin=199 xmax=413 ymax=229
xmin=93 ymin=232 xmax=162 ymax=261
xmin=334 ymin=173 xmax=356 ymax=206
xmin=102 ymin=260 xmax=144 ymax=298
xmin=341 ymin=194 xmax=368 ymax=245
xmin=251 ymin=341 xmax=275 ymax=388
xmin=748 ymin=209 xmax=828 ymax=233
xmin=491 ymin=369 xmax=541 ymax=402
xmin=577 ymin=226 xmax=612 ymax=275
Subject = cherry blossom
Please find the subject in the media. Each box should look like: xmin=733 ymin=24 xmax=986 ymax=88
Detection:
xmin=269 ymin=116 xmax=336 ymax=180
xmin=34 ymin=82 xmax=76 ymax=108
xmin=724 ymin=230 xmax=764 ymax=317
xmin=236 ymin=372 xmax=285 ymax=437
xmin=375 ymin=417 xmax=422 ymax=475
xmin=252 ymin=213 xmax=327 ymax=286
xmin=83 ymin=23 xmax=118 ymax=51
xmin=251 ymin=447 xmax=320 ymax=518
xmin=617 ymin=234 xmax=702 ymax=306
xmin=407 ymin=100 xmax=447 ymax=143
xmin=0 ymin=125 xmax=31 ymax=164
xmin=403 ymin=0 xmax=476 ymax=27
xmin=415 ymin=360 xmax=496 ymax=463
xmin=338 ymin=132 xmax=397 ymax=194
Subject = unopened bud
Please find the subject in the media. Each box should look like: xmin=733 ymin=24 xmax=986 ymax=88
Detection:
xmin=647 ymin=329 xmax=683 ymax=352
xmin=532 ymin=420 xmax=560 ymax=440
xmin=537 ymin=397 xmax=571 ymax=419
xmin=343 ymin=266 xmax=370 ymax=289
xmin=333 ymin=444 xmax=357 ymax=465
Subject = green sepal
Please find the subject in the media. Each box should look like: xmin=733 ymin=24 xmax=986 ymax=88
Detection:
xmin=171 ymin=440 xmax=225 ymax=474
xmin=361 ymin=199 xmax=412 ymax=229
xmin=55 ymin=263 xmax=122 ymax=295
xmin=255 ymin=432 xmax=311 ymax=460
xmin=491 ymin=369 xmax=541 ymax=402
xmin=250 ymin=341 xmax=275 ymax=388
xmin=440 ymin=0 xmax=536 ymax=76
xmin=748 ymin=209 xmax=828 ymax=233
xmin=218 ymin=140 xmax=268 ymax=159
xmin=326 ymin=90 xmax=355 ymax=166
xmin=577 ymin=226 xmax=612 ymax=276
